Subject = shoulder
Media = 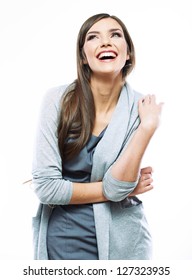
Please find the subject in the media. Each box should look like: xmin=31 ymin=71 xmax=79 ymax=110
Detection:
xmin=36 ymin=84 xmax=71 ymax=126
xmin=125 ymin=82 xmax=144 ymax=101
xmin=39 ymin=83 xmax=76 ymax=118
xmin=41 ymin=84 xmax=69 ymax=110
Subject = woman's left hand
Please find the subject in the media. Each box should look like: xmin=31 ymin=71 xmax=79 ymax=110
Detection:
xmin=129 ymin=166 xmax=154 ymax=197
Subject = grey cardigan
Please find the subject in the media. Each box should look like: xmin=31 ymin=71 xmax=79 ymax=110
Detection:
xmin=32 ymin=82 xmax=152 ymax=260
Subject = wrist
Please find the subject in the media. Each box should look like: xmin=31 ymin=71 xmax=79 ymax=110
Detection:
xmin=139 ymin=121 xmax=157 ymax=136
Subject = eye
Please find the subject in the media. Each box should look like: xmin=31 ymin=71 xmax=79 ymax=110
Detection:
xmin=86 ymin=34 xmax=98 ymax=41
xmin=111 ymin=32 xmax=122 ymax=38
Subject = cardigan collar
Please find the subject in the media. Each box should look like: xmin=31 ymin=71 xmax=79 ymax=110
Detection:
xmin=92 ymin=82 xmax=138 ymax=259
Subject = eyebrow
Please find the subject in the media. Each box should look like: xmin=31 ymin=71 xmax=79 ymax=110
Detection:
xmin=86 ymin=28 xmax=123 ymax=35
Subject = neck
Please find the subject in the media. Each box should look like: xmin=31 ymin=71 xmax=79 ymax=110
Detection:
xmin=90 ymin=75 xmax=125 ymax=113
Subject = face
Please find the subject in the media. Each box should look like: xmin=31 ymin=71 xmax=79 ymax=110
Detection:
xmin=83 ymin=18 xmax=129 ymax=79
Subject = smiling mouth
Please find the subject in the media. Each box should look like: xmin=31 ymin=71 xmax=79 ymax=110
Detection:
xmin=97 ymin=51 xmax=117 ymax=60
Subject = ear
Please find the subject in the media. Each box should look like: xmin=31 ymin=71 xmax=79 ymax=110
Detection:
xmin=81 ymin=50 xmax=88 ymax=64
xmin=126 ymin=53 xmax=130 ymax=60
xmin=83 ymin=57 xmax=88 ymax=64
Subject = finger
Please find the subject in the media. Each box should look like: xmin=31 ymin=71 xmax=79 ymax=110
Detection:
xmin=140 ymin=174 xmax=152 ymax=181
xmin=139 ymin=97 xmax=145 ymax=106
xmin=139 ymin=95 xmax=151 ymax=105
xmin=141 ymin=178 xmax=153 ymax=186
xmin=150 ymin=94 xmax=156 ymax=103
xmin=140 ymin=166 xmax=154 ymax=174
xmin=143 ymin=95 xmax=151 ymax=104
xmin=142 ymin=184 xmax=154 ymax=193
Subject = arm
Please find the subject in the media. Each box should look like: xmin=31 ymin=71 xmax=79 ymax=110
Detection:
xmin=102 ymin=95 xmax=163 ymax=201
xmin=69 ymin=167 xmax=153 ymax=204
xmin=32 ymin=87 xmax=107 ymax=205
xmin=111 ymin=94 xmax=163 ymax=182
xmin=70 ymin=182 xmax=107 ymax=204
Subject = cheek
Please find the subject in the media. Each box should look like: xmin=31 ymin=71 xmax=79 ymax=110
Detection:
xmin=82 ymin=46 xmax=92 ymax=64
xmin=117 ymin=41 xmax=130 ymax=61
xmin=121 ymin=50 xmax=129 ymax=63
xmin=123 ymin=44 xmax=130 ymax=60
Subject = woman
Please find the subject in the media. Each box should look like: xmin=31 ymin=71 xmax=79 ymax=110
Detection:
xmin=32 ymin=13 xmax=163 ymax=260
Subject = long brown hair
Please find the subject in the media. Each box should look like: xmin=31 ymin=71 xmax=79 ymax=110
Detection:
xmin=57 ymin=13 xmax=135 ymax=165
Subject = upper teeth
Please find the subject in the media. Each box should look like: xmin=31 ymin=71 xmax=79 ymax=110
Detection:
xmin=98 ymin=52 xmax=116 ymax=59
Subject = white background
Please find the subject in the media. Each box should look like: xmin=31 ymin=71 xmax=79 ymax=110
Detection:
xmin=0 ymin=0 xmax=192 ymax=260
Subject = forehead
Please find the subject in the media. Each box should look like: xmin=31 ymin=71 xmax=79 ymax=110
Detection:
xmin=87 ymin=17 xmax=123 ymax=33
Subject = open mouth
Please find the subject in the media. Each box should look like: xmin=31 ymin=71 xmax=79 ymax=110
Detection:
xmin=97 ymin=51 xmax=117 ymax=61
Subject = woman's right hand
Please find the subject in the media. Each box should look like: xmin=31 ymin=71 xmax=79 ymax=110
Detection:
xmin=138 ymin=95 xmax=163 ymax=133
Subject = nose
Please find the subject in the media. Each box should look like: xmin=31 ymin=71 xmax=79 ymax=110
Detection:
xmin=100 ymin=35 xmax=112 ymax=47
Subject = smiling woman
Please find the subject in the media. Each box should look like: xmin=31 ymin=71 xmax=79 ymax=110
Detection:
xmin=83 ymin=18 xmax=129 ymax=81
xmin=86 ymin=29 xmax=123 ymax=61
xmin=32 ymin=13 xmax=163 ymax=260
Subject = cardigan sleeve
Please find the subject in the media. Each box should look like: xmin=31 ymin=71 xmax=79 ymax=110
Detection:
xmin=32 ymin=85 xmax=73 ymax=205
xmin=102 ymin=165 xmax=138 ymax=202
xmin=101 ymin=87 xmax=142 ymax=202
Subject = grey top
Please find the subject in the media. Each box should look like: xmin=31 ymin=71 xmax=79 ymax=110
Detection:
xmin=32 ymin=82 xmax=153 ymax=260
xmin=62 ymin=130 xmax=106 ymax=183
xmin=47 ymin=131 xmax=105 ymax=260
